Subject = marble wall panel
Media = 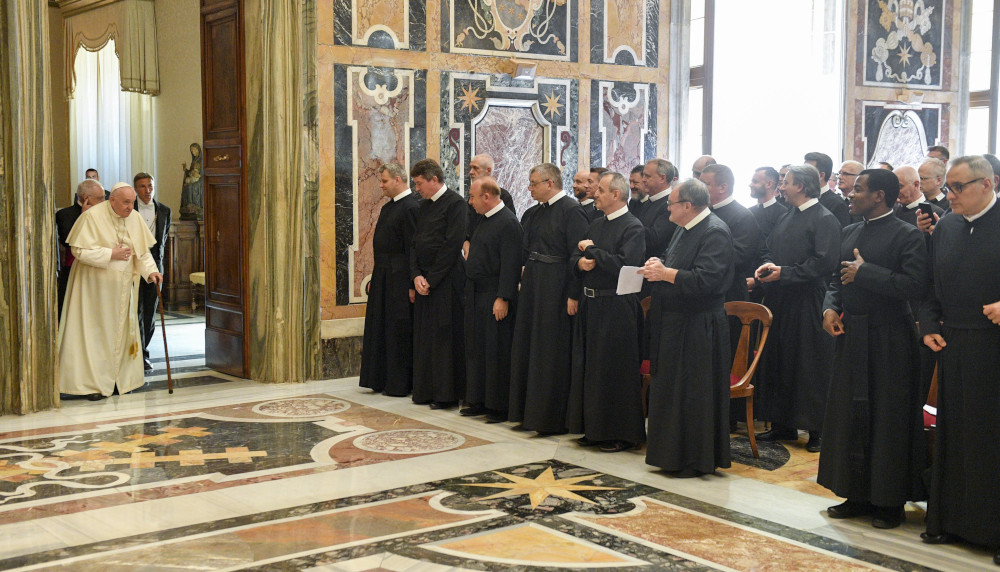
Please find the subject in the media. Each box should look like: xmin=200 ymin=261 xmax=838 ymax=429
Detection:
xmin=333 ymin=65 xmax=427 ymax=306
xmin=441 ymin=72 xmax=578 ymax=218
xmin=861 ymin=102 xmax=942 ymax=167
xmin=442 ymin=0 xmax=578 ymax=62
xmin=861 ymin=0 xmax=945 ymax=89
xmin=590 ymin=80 xmax=656 ymax=174
xmin=333 ymin=0 xmax=427 ymax=51
xmin=590 ymin=0 xmax=658 ymax=67
xmin=320 ymin=335 xmax=363 ymax=378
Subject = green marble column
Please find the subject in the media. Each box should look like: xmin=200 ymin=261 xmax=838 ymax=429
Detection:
xmin=0 ymin=1 xmax=60 ymax=414
xmin=244 ymin=0 xmax=321 ymax=383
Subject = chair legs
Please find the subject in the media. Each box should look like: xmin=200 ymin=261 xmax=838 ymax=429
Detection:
xmin=745 ymin=394 xmax=759 ymax=459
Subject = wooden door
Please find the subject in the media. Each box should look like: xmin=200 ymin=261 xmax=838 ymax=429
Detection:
xmin=200 ymin=0 xmax=248 ymax=377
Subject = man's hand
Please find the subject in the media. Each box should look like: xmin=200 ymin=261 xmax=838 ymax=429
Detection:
xmin=493 ymin=298 xmax=508 ymax=321
xmin=924 ymin=333 xmax=947 ymax=352
xmin=112 ymin=244 xmax=132 ymax=261
xmin=414 ymin=275 xmax=430 ymax=296
xmin=916 ymin=211 xmax=938 ymax=235
xmin=639 ymin=257 xmax=670 ymax=282
xmin=746 ymin=277 xmax=756 ymax=291
xmin=840 ymin=248 xmax=864 ymax=285
xmin=147 ymin=272 xmax=164 ymax=285
xmin=755 ymin=262 xmax=781 ymax=283
xmin=983 ymin=301 xmax=1000 ymax=325
xmin=408 ymin=289 xmax=416 ymax=303
xmin=577 ymin=257 xmax=596 ymax=271
xmin=462 ymin=240 xmax=470 ymax=260
xmin=577 ymin=239 xmax=594 ymax=251
xmin=567 ymin=298 xmax=578 ymax=316
xmin=822 ymin=309 xmax=845 ymax=336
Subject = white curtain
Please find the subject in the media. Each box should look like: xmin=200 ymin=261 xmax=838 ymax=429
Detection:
xmin=69 ymin=39 xmax=155 ymax=187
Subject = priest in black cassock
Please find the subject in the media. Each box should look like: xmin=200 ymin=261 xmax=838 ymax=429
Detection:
xmin=918 ymin=156 xmax=1000 ymax=565
xmin=641 ymin=178 xmax=735 ymax=477
xmin=461 ymin=176 xmax=523 ymax=423
xmin=360 ymin=163 xmax=420 ymax=397
xmin=567 ymin=172 xmax=646 ymax=452
xmin=573 ymin=170 xmax=601 ymax=222
xmin=817 ymin=169 xmax=927 ymax=530
xmin=748 ymin=167 xmax=788 ymax=240
xmin=918 ymin=158 xmax=950 ymax=211
xmin=754 ymin=164 xmax=841 ymax=453
xmin=509 ymin=163 xmax=589 ymax=435
xmin=628 ymin=164 xmax=647 ymax=216
xmin=805 ymin=152 xmax=851 ymax=228
xmin=894 ymin=166 xmax=944 ymax=229
xmin=408 ymin=159 xmax=468 ymax=409
xmin=638 ymin=159 xmax=678 ymax=259
xmin=465 ymin=154 xmax=515 ymax=246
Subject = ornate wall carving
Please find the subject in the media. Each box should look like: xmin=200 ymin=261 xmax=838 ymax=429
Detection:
xmin=333 ymin=0 xmax=426 ymax=51
xmin=590 ymin=80 xmax=656 ymax=173
xmin=442 ymin=0 xmax=578 ymax=61
xmin=862 ymin=0 xmax=945 ymax=89
xmin=860 ymin=102 xmax=942 ymax=167
xmin=590 ymin=0 xmax=658 ymax=67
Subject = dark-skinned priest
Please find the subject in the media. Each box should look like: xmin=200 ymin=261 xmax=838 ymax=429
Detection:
xmin=461 ymin=176 xmax=523 ymax=423
xmin=408 ymin=158 xmax=467 ymax=409
xmin=509 ymin=163 xmax=589 ymax=435
xmin=567 ymin=171 xmax=647 ymax=453
xmin=818 ymin=168 xmax=927 ymax=530
xmin=640 ymin=178 xmax=735 ymax=477
xmin=754 ymin=164 xmax=840 ymax=453
xmin=918 ymin=156 xmax=1000 ymax=566
xmin=360 ymin=162 xmax=419 ymax=397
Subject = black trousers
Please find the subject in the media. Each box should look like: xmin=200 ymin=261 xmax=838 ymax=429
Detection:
xmin=137 ymin=279 xmax=160 ymax=359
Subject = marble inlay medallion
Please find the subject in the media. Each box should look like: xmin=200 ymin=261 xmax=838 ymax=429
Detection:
xmin=590 ymin=80 xmax=656 ymax=173
xmin=862 ymin=0 xmax=945 ymax=88
xmin=443 ymin=0 xmax=577 ymax=62
xmin=590 ymin=0 xmax=658 ymax=67
xmin=252 ymin=397 xmax=351 ymax=418
xmin=353 ymin=429 xmax=466 ymax=455
xmin=861 ymin=102 xmax=942 ymax=167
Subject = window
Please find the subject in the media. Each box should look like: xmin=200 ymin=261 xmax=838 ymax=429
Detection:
xmin=966 ymin=0 xmax=1000 ymax=154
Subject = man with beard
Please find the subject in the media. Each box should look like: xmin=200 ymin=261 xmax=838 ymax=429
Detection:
xmin=573 ymin=170 xmax=601 ymax=222
xmin=748 ymin=166 xmax=787 ymax=240
xmin=819 ymin=169 xmax=927 ymax=530
xmin=628 ymin=165 xmax=647 ymax=215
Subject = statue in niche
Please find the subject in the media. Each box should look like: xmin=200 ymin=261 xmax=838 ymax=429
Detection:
xmin=179 ymin=142 xmax=203 ymax=221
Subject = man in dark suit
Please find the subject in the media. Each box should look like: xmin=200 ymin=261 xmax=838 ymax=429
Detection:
xmin=133 ymin=172 xmax=171 ymax=371
xmin=56 ymin=179 xmax=106 ymax=319
xmin=805 ymin=151 xmax=851 ymax=227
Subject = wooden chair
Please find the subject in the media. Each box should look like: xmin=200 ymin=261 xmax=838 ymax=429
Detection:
xmin=640 ymin=296 xmax=652 ymax=417
xmin=725 ymin=301 xmax=773 ymax=459
xmin=924 ymin=363 xmax=939 ymax=463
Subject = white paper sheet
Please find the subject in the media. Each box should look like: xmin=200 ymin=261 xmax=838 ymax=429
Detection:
xmin=617 ymin=266 xmax=644 ymax=295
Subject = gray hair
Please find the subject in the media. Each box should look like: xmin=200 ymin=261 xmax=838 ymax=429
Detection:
xmin=602 ymin=172 xmax=629 ymax=200
xmin=76 ymin=179 xmax=104 ymax=201
xmin=950 ymin=155 xmax=995 ymax=182
xmin=674 ymin=178 xmax=710 ymax=208
xmin=471 ymin=154 xmax=494 ymax=171
xmin=378 ymin=161 xmax=408 ymax=181
xmin=530 ymin=162 xmax=561 ymax=184
xmin=919 ymin=158 xmax=946 ymax=179
xmin=646 ymin=158 xmax=676 ymax=181
xmin=786 ymin=164 xmax=822 ymax=198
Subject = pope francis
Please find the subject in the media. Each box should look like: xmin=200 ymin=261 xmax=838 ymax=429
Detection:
xmin=58 ymin=183 xmax=164 ymax=400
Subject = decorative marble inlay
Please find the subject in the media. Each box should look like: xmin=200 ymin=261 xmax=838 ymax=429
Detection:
xmin=472 ymin=102 xmax=548 ymax=218
xmin=863 ymin=0 xmax=944 ymax=88
xmin=861 ymin=102 xmax=941 ymax=167
xmin=591 ymin=0 xmax=658 ymax=67
xmin=591 ymin=80 xmax=655 ymax=174
xmin=444 ymin=0 xmax=577 ymax=62
xmin=463 ymin=466 xmax=620 ymax=509
xmin=252 ymin=397 xmax=351 ymax=418
xmin=353 ymin=429 xmax=466 ymax=454
xmin=333 ymin=0 xmax=427 ymax=51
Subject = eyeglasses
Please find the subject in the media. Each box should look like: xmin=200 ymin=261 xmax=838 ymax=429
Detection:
xmin=836 ymin=172 xmax=859 ymax=178
xmin=943 ymin=177 xmax=985 ymax=195
xmin=692 ymin=170 xmax=702 ymax=178
xmin=668 ymin=199 xmax=691 ymax=207
xmin=528 ymin=179 xmax=551 ymax=187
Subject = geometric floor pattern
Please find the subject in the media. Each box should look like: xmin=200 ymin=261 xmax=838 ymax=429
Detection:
xmin=0 ymin=373 xmax=994 ymax=571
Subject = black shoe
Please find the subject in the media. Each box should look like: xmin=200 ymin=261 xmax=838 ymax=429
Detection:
xmin=576 ymin=436 xmax=597 ymax=447
xmin=511 ymin=424 xmax=530 ymax=432
xmin=671 ymin=468 xmax=703 ymax=478
xmin=485 ymin=412 xmax=506 ymax=423
xmin=827 ymin=500 xmax=875 ymax=519
xmin=143 ymin=358 xmax=153 ymax=371
xmin=756 ymin=428 xmax=798 ymax=441
xmin=430 ymin=401 xmax=456 ymax=410
xmin=536 ymin=429 xmax=567 ymax=436
xmin=600 ymin=440 xmax=633 ymax=453
xmin=86 ymin=393 xmax=105 ymax=401
xmin=806 ymin=431 xmax=822 ymax=452
xmin=920 ymin=531 xmax=957 ymax=544
xmin=460 ymin=404 xmax=487 ymax=416
xmin=872 ymin=506 xmax=905 ymax=529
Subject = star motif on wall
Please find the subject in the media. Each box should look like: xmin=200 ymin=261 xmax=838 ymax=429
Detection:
xmin=541 ymin=92 xmax=563 ymax=118
xmin=458 ymin=85 xmax=482 ymax=112
xmin=897 ymin=45 xmax=913 ymax=67
xmin=463 ymin=467 xmax=620 ymax=509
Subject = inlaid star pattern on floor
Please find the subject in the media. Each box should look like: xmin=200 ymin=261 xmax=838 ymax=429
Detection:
xmin=463 ymin=466 xmax=620 ymax=509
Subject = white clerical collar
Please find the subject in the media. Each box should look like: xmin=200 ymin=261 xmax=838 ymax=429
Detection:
xmin=867 ymin=209 xmax=894 ymax=222
xmin=138 ymin=198 xmax=154 ymax=208
xmin=798 ymin=198 xmax=819 ymax=211
xmin=649 ymin=188 xmax=670 ymax=202
xmin=640 ymin=195 xmax=649 ymax=203
xmin=606 ymin=204 xmax=628 ymax=220
xmin=430 ymin=185 xmax=448 ymax=202
xmin=580 ymin=198 xmax=594 ymax=206
xmin=905 ymin=199 xmax=923 ymax=210
xmin=761 ymin=197 xmax=777 ymax=208
xmin=932 ymin=192 xmax=946 ymax=202
xmin=684 ymin=208 xmax=711 ymax=230
xmin=713 ymin=195 xmax=735 ymax=209
xmin=485 ymin=202 xmax=504 ymax=218
xmin=964 ymin=193 xmax=997 ymax=222
xmin=393 ymin=189 xmax=412 ymax=202
xmin=546 ymin=192 xmax=565 ymax=206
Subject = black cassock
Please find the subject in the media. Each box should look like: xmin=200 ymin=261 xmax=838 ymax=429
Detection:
xmin=509 ymin=195 xmax=589 ymax=433
xmin=820 ymin=190 xmax=852 ymax=228
xmin=580 ymin=200 xmax=602 ymax=223
xmin=467 ymin=187 xmax=515 ymax=238
xmin=757 ymin=202 xmax=840 ymax=432
xmin=360 ymin=192 xmax=419 ymax=396
xmin=567 ymin=210 xmax=646 ymax=444
xmin=817 ymin=215 xmax=927 ymax=506
xmin=929 ymin=194 xmax=950 ymax=211
xmin=637 ymin=196 xmax=678 ymax=259
xmin=645 ymin=213 xmax=735 ymax=473
xmin=628 ymin=197 xmax=648 ymax=218
xmin=749 ymin=200 xmax=788 ymax=241
xmin=711 ymin=200 xmax=763 ymax=304
xmin=918 ymin=203 xmax=1000 ymax=548
xmin=464 ymin=207 xmax=523 ymax=415
xmin=409 ymin=189 xmax=468 ymax=404
xmin=895 ymin=201 xmax=944 ymax=228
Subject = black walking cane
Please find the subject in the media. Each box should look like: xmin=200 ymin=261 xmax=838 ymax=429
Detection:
xmin=155 ymin=283 xmax=174 ymax=394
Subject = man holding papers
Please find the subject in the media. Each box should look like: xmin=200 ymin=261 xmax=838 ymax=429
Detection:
xmin=567 ymin=172 xmax=647 ymax=452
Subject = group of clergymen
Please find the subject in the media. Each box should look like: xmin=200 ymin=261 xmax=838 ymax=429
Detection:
xmin=360 ymin=146 xmax=1000 ymax=565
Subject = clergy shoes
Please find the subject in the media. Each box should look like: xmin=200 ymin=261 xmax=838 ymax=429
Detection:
xmin=599 ymin=440 xmax=634 ymax=453
xmin=920 ymin=531 xmax=957 ymax=545
xmin=670 ymin=468 xmax=704 ymax=478
xmin=484 ymin=411 xmax=506 ymax=424
xmin=871 ymin=506 xmax=905 ymax=529
xmin=86 ymin=393 xmax=105 ymax=401
xmin=576 ymin=436 xmax=597 ymax=447
xmin=429 ymin=401 xmax=457 ymax=410
xmin=827 ymin=500 xmax=875 ymax=519
xmin=805 ymin=431 xmax=822 ymax=452
xmin=756 ymin=427 xmax=798 ymax=441
xmin=459 ymin=404 xmax=487 ymax=416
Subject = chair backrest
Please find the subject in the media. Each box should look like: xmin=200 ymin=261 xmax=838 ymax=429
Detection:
xmin=725 ymin=301 xmax=773 ymax=389
xmin=926 ymin=363 xmax=938 ymax=408
xmin=640 ymin=296 xmax=651 ymax=318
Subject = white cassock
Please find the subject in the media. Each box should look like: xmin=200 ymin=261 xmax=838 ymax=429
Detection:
xmin=58 ymin=201 xmax=158 ymax=397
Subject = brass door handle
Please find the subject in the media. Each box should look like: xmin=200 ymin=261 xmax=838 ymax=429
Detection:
xmin=213 ymin=154 xmax=230 ymax=162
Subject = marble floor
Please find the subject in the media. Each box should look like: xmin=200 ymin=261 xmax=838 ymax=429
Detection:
xmin=3 ymin=371 xmax=996 ymax=571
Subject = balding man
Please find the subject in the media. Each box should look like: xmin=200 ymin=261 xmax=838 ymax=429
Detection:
xmin=573 ymin=170 xmax=601 ymax=222
xmin=837 ymin=160 xmax=865 ymax=224
xmin=918 ymin=158 xmax=949 ymax=211
xmin=466 ymin=154 xmax=514 ymax=244
xmin=894 ymin=165 xmax=943 ymax=229
xmin=58 ymin=184 xmax=163 ymax=400
xmin=805 ymin=152 xmax=851 ymax=227
xmin=692 ymin=155 xmax=716 ymax=179
xmin=56 ymin=179 xmax=106 ymax=319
